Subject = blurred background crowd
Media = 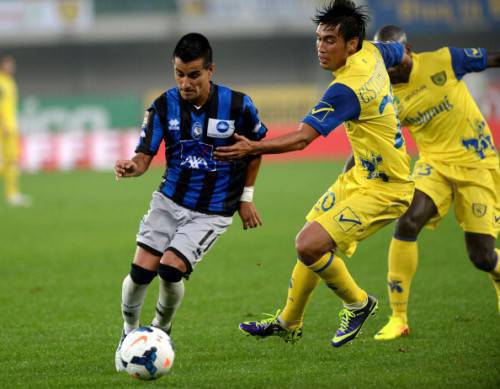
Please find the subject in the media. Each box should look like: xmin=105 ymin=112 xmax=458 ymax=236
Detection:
xmin=1 ymin=0 xmax=499 ymax=171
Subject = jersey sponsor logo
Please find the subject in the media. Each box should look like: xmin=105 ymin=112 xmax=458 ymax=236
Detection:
xmin=168 ymin=118 xmax=180 ymax=131
xmin=472 ymin=203 xmax=487 ymax=217
xmin=359 ymin=153 xmax=389 ymax=182
xmin=334 ymin=207 xmax=362 ymax=232
xmin=359 ymin=58 xmax=387 ymax=103
xmin=430 ymin=71 xmax=447 ymax=86
xmin=309 ymin=101 xmax=334 ymax=122
xmin=402 ymin=95 xmax=453 ymax=127
xmin=462 ymin=119 xmax=495 ymax=159
xmin=207 ymin=118 xmax=235 ymax=138
xmin=180 ymin=140 xmax=216 ymax=172
xmin=464 ymin=48 xmax=483 ymax=58
xmin=402 ymin=84 xmax=428 ymax=102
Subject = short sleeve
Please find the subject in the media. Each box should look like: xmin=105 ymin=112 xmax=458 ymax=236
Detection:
xmin=135 ymin=103 xmax=164 ymax=156
xmin=302 ymin=83 xmax=360 ymax=137
xmin=373 ymin=41 xmax=405 ymax=68
xmin=239 ymin=95 xmax=267 ymax=141
xmin=449 ymin=47 xmax=487 ymax=80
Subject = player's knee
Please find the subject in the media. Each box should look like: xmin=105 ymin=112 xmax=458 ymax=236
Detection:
xmin=295 ymin=234 xmax=320 ymax=265
xmin=129 ymin=263 xmax=157 ymax=285
xmin=158 ymin=263 xmax=185 ymax=282
xmin=467 ymin=246 xmax=497 ymax=272
xmin=395 ymin=215 xmax=420 ymax=238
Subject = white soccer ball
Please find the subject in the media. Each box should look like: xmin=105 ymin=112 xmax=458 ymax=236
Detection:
xmin=120 ymin=326 xmax=175 ymax=380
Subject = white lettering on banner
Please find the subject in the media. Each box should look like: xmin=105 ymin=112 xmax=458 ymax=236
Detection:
xmin=20 ymin=130 xmax=138 ymax=172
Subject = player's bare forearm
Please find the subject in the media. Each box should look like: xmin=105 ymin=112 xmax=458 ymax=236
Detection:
xmin=401 ymin=52 xmax=412 ymax=66
xmin=244 ymin=156 xmax=262 ymax=186
xmin=487 ymin=51 xmax=500 ymax=68
xmin=115 ymin=153 xmax=153 ymax=179
xmin=214 ymin=123 xmax=319 ymax=160
xmin=342 ymin=154 xmax=355 ymax=173
xmin=238 ymin=201 xmax=263 ymax=230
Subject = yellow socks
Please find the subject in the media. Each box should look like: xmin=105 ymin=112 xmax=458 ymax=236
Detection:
xmin=308 ymin=252 xmax=367 ymax=305
xmin=279 ymin=260 xmax=320 ymax=329
xmin=387 ymin=237 xmax=418 ymax=323
xmin=489 ymin=249 xmax=500 ymax=314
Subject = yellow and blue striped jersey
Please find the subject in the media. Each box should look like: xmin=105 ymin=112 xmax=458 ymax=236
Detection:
xmin=0 ymin=72 xmax=18 ymax=131
xmin=392 ymin=47 xmax=498 ymax=169
xmin=303 ymin=41 xmax=411 ymax=184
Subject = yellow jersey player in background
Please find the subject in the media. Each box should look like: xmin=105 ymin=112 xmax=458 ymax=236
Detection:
xmin=373 ymin=25 xmax=500 ymax=341
xmin=0 ymin=53 xmax=31 ymax=207
xmin=215 ymin=0 xmax=413 ymax=348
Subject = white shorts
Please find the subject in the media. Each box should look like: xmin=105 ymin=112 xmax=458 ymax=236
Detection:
xmin=136 ymin=191 xmax=233 ymax=273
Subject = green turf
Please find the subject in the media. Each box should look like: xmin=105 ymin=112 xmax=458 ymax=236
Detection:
xmin=0 ymin=161 xmax=498 ymax=388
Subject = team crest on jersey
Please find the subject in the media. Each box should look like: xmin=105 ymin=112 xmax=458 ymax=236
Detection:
xmin=359 ymin=153 xmax=389 ymax=182
xmin=168 ymin=118 xmax=180 ymax=131
xmin=464 ymin=48 xmax=483 ymax=58
xmin=191 ymin=121 xmax=203 ymax=139
xmin=430 ymin=71 xmax=447 ymax=86
xmin=309 ymin=101 xmax=334 ymax=122
xmin=207 ymin=118 xmax=235 ymax=138
xmin=462 ymin=119 xmax=495 ymax=159
xmin=180 ymin=140 xmax=216 ymax=172
xmin=334 ymin=207 xmax=362 ymax=232
xmin=472 ymin=203 xmax=487 ymax=217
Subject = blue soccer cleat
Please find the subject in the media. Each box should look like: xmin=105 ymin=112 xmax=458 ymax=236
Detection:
xmin=239 ymin=310 xmax=302 ymax=344
xmin=331 ymin=295 xmax=378 ymax=347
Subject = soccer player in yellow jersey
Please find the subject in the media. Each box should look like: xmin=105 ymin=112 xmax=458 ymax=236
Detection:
xmin=214 ymin=0 xmax=413 ymax=347
xmin=372 ymin=25 xmax=500 ymax=341
xmin=0 ymin=53 xmax=31 ymax=207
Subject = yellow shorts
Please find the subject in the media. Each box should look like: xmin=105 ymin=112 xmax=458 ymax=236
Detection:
xmin=306 ymin=170 xmax=414 ymax=257
xmin=0 ymin=129 xmax=20 ymax=163
xmin=412 ymin=158 xmax=500 ymax=238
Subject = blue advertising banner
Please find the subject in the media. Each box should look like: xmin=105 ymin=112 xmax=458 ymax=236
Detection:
xmin=370 ymin=0 xmax=500 ymax=32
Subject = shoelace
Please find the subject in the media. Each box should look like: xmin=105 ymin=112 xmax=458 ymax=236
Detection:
xmin=338 ymin=308 xmax=356 ymax=332
xmin=256 ymin=310 xmax=281 ymax=329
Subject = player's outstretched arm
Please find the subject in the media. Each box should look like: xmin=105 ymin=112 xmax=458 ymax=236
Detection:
xmin=238 ymin=156 xmax=263 ymax=230
xmin=115 ymin=153 xmax=153 ymax=179
xmin=214 ymin=123 xmax=320 ymax=160
xmin=487 ymin=51 xmax=500 ymax=68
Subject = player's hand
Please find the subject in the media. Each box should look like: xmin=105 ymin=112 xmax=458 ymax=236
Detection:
xmin=214 ymin=133 xmax=255 ymax=160
xmin=114 ymin=159 xmax=138 ymax=180
xmin=238 ymin=201 xmax=263 ymax=230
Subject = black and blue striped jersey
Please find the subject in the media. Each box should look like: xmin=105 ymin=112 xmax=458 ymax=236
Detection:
xmin=136 ymin=83 xmax=267 ymax=216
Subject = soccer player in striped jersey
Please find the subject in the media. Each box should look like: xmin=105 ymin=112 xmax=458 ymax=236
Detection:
xmin=215 ymin=0 xmax=413 ymax=347
xmin=372 ymin=25 xmax=500 ymax=341
xmin=114 ymin=33 xmax=267 ymax=371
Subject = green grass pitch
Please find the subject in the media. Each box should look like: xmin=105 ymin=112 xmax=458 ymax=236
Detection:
xmin=0 ymin=161 xmax=498 ymax=388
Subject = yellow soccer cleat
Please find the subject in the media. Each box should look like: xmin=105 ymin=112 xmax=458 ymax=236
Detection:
xmin=374 ymin=316 xmax=409 ymax=340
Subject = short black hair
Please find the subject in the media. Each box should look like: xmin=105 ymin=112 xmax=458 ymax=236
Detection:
xmin=312 ymin=0 xmax=370 ymax=50
xmin=374 ymin=24 xmax=407 ymax=44
xmin=173 ymin=33 xmax=213 ymax=68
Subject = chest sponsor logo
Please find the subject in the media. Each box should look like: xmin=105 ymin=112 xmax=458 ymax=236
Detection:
xmin=168 ymin=118 xmax=180 ymax=131
xmin=207 ymin=119 xmax=235 ymax=138
xmin=431 ymin=71 xmax=447 ymax=86
xmin=334 ymin=207 xmax=362 ymax=232
xmin=472 ymin=203 xmax=487 ymax=217
xmin=180 ymin=140 xmax=216 ymax=172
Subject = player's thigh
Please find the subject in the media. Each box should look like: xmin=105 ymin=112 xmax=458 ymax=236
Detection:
xmin=454 ymin=167 xmax=499 ymax=238
xmin=168 ymin=212 xmax=233 ymax=274
xmin=136 ymin=192 xmax=184 ymax=255
xmin=412 ymin=160 xmax=453 ymax=229
xmin=312 ymin=186 xmax=412 ymax=257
